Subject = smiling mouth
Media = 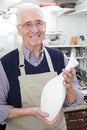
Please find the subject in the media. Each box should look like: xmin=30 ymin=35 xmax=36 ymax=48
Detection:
xmin=30 ymin=35 xmax=41 ymax=39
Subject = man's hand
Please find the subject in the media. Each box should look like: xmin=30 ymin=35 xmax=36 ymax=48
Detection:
xmin=62 ymin=67 xmax=75 ymax=89
xmin=32 ymin=107 xmax=60 ymax=125
xmin=62 ymin=67 xmax=77 ymax=103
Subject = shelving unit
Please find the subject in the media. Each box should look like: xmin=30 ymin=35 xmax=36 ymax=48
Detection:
xmin=45 ymin=44 xmax=87 ymax=56
xmin=46 ymin=31 xmax=63 ymax=34
xmin=45 ymin=44 xmax=87 ymax=79
xmin=57 ymin=8 xmax=75 ymax=16
xmin=68 ymin=9 xmax=87 ymax=16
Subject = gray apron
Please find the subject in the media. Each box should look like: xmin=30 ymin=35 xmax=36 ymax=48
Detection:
xmin=6 ymin=47 xmax=66 ymax=130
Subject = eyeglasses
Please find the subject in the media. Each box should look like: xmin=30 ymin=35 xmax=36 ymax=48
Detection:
xmin=19 ymin=20 xmax=46 ymax=30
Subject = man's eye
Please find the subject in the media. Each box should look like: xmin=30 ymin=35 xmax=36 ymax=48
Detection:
xmin=37 ymin=22 xmax=42 ymax=25
xmin=25 ymin=23 xmax=31 ymax=27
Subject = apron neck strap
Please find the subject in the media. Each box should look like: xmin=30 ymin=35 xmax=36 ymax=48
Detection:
xmin=43 ymin=47 xmax=54 ymax=72
xmin=18 ymin=46 xmax=54 ymax=75
xmin=18 ymin=45 xmax=25 ymax=75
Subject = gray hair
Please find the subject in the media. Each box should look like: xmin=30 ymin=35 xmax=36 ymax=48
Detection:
xmin=16 ymin=2 xmax=45 ymax=25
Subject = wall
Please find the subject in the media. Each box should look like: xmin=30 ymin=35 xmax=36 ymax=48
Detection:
xmin=0 ymin=14 xmax=17 ymax=57
xmin=57 ymin=15 xmax=87 ymax=44
xmin=43 ymin=12 xmax=58 ymax=32
xmin=43 ymin=10 xmax=87 ymax=45
xmin=19 ymin=6 xmax=87 ymax=45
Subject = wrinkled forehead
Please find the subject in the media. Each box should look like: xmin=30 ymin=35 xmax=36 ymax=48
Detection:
xmin=20 ymin=9 xmax=45 ymax=23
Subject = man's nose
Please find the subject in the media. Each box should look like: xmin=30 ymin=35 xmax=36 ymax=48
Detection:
xmin=31 ymin=24 xmax=38 ymax=33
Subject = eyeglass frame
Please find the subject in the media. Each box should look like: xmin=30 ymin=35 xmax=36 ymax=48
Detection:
xmin=18 ymin=20 xmax=46 ymax=30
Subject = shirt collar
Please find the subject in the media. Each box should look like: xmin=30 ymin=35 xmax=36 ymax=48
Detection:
xmin=22 ymin=44 xmax=44 ymax=61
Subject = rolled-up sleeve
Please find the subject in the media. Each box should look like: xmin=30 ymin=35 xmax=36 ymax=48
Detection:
xmin=0 ymin=61 xmax=13 ymax=124
xmin=63 ymin=54 xmax=84 ymax=107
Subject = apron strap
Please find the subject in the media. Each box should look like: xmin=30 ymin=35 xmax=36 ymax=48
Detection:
xmin=44 ymin=47 xmax=54 ymax=72
xmin=18 ymin=45 xmax=54 ymax=75
xmin=18 ymin=44 xmax=25 ymax=75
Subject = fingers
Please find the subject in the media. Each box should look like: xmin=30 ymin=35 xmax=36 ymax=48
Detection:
xmin=37 ymin=113 xmax=60 ymax=126
xmin=32 ymin=107 xmax=49 ymax=118
xmin=33 ymin=108 xmax=60 ymax=125
xmin=62 ymin=68 xmax=76 ymax=88
xmin=37 ymin=110 xmax=49 ymax=118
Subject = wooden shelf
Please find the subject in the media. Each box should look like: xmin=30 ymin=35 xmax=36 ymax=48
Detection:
xmin=46 ymin=31 xmax=63 ymax=34
xmin=68 ymin=9 xmax=87 ymax=16
xmin=45 ymin=44 xmax=87 ymax=48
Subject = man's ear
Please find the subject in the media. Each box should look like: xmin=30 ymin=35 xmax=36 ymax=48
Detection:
xmin=16 ymin=25 xmax=22 ymax=36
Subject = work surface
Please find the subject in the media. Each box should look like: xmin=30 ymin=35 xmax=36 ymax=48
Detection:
xmin=64 ymin=100 xmax=87 ymax=130
xmin=64 ymin=100 xmax=87 ymax=113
